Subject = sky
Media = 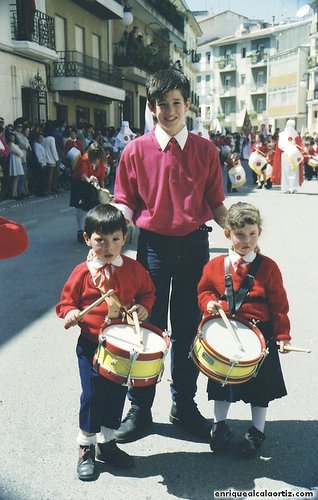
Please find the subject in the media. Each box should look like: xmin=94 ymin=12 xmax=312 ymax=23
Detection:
xmin=185 ymin=0 xmax=311 ymax=23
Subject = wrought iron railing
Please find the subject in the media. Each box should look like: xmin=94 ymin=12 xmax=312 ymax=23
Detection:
xmin=53 ymin=51 xmax=123 ymax=88
xmin=10 ymin=3 xmax=55 ymax=50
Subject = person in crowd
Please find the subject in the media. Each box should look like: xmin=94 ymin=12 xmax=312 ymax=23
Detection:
xmin=113 ymin=68 xmax=227 ymax=443
xmin=56 ymin=203 xmax=155 ymax=480
xmin=271 ymin=119 xmax=304 ymax=193
xmin=197 ymin=202 xmax=292 ymax=458
xmin=42 ymin=125 xmax=60 ymax=194
xmin=249 ymin=133 xmax=269 ymax=189
xmin=13 ymin=121 xmax=31 ymax=198
xmin=31 ymin=132 xmax=47 ymax=196
xmin=6 ymin=132 xmax=24 ymax=200
xmin=70 ymin=142 xmax=107 ymax=243
xmin=64 ymin=128 xmax=85 ymax=156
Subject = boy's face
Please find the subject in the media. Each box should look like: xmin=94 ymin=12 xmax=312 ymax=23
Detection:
xmin=148 ymin=89 xmax=190 ymax=136
xmin=83 ymin=230 xmax=126 ymax=264
xmin=224 ymin=224 xmax=261 ymax=256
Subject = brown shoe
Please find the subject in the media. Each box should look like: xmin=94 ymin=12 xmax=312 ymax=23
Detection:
xmin=96 ymin=440 xmax=135 ymax=468
xmin=77 ymin=445 xmax=97 ymax=481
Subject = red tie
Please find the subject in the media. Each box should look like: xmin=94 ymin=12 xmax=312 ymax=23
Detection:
xmin=236 ymin=258 xmax=246 ymax=277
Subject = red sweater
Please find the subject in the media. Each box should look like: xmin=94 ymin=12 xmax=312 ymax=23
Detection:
xmin=56 ymin=255 xmax=155 ymax=343
xmin=197 ymin=254 xmax=291 ymax=341
xmin=114 ymin=129 xmax=224 ymax=236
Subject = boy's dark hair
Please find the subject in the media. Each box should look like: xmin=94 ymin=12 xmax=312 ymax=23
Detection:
xmin=84 ymin=204 xmax=127 ymax=237
xmin=146 ymin=68 xmax=190 ymax=106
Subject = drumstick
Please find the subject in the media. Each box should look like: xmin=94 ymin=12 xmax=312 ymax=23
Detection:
xmin=255 ymin=148 xmax=267 ymax=158
xmin=78 ymin=289 xmax=114 ymax=321
xmin=216 ymin=306 xmax=245 ymax=352
xmin=277 ymin=343 xmax=311 ymax=353
xmin=132 ymin=310 xmax=144 ymax=349
xmin=64 ymin=289 xmax=115 ymax=330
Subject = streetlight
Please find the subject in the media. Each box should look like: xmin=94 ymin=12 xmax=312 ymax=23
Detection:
xmin=122 ymin=0 xmax=133 ymax=27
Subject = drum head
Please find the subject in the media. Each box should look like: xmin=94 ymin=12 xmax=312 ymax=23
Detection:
xmin=201 ymin=317 xmax=262 ymax=363
xmin=102 ymin=323 xmax=166 ymax=354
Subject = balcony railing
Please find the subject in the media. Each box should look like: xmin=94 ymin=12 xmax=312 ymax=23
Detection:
xmin=248 ymin=50 xmax=268 ymax=65
xmin=218 ymin=57 xmax=236 ymax=70
xmin=53 ymin=51 xmax=123 ymax=88
xmin=113 ymin=40 xmax=171 ymax=74
xmin=10 ymin=4 xmax=55 ymax=50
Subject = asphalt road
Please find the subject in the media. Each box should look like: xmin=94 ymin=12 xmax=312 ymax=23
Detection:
xmin=0 ymin=180 xmax=317 ymax=500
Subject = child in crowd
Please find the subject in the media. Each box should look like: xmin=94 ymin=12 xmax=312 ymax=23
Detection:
xmin=56 ymin=204 xmax=155 ymax=480
xmin=197 ymin=202 xmax=291 ymax=458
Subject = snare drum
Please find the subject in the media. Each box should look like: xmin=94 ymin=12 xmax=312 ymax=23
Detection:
xmin=191 ymin=315 xmax=267 ymax=385
xmin=93 ymin=320 xmax=170 ymax=387
xmin=308 ymin=155 xmax=318 ymax=168
xmin=228 ymin=164 xmax=246 ymax=189
xmin=284 ymin=144 xmax=303 ymax=170
xmin=66 ymin=146 xmax=81 ymax=169
xmin=248 ymin=151 xmax=267 ymax=175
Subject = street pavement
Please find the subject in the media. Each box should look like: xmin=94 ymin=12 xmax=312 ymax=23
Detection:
xmin=0 ymin=179 xmax=317 ymax=500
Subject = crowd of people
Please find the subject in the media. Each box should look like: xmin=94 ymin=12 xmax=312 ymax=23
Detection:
xmin=1 ymin=112 xmax=317 ymax=206
xmin=0 ymin=117 xmax=127 ymax=202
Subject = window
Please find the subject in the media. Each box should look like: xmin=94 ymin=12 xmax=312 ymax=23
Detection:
xmin=225 ymin=75 xmax=231 ymax=90
xmin=242 ymin=48 xmax=246 ymax=58
xmin=76 ymin=106 xmax=90 ymax=126
xmin=241 ymin=74 xmax=246 ymax=85
xmin=206 ymin=106 xmax=211 ymax=120
xmin=206 ymin=51 xmax=211 ymax=63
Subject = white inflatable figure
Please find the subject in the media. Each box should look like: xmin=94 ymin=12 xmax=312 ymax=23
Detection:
xmin=191 ymin=117 xmax=210 ymax=140
xmin=114 ymin=121 xmax=137 ymax=155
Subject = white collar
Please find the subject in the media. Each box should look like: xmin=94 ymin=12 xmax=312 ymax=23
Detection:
xmin=229 ymin=248 xmax=256 ymax=267
xmin=155 ymin=124 xmax=188 ymax=151
xmin=89 ymin=255 xmax=123 ymax=270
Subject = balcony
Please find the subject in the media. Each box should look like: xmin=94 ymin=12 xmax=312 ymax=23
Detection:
xmin=248 ymin=50 xmax=268 ymax=66
xmin=70 ymin=0 xmax=123 ymax=19
xmin=218 ymin=57 xmax=236 ymax=71
xmin=52 ymin=51 xmax=125 ymax=102
xmin=10 ymin=4 xmax=57 ymax=61
xmin=250 ymin=84 xmax=267 ymax=94
xmin=113 ymin=39 xmax=171 ymax=76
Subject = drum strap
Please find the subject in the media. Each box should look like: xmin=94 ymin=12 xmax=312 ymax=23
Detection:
xmin=224 ymin=254 xmax=263 ymax=315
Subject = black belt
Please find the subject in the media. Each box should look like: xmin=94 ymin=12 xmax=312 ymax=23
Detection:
xmin=197 ymin=224 xmax=213 ymax=233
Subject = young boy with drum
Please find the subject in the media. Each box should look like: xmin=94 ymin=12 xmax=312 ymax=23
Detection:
xmin=56 ymin=204 xmax=155 ymax=481
xmin=197 ymin=202 xmax=291 ymax=458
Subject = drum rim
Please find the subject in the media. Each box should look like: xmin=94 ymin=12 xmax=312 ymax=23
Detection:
xmin=198 ymin=314 xmax=266 ymax=365
xmin=192 ymin=354 xmax=256 ymax=384
xmin=99 ymin=319 xmax=169 ymax=359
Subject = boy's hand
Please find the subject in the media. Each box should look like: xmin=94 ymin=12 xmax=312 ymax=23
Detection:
xmin=127 ymin=304 xmax=148 ymax=322
xmin=207 ymin=300 xmax=221 ymax=316
xmin=64 ymin=309 xmax=81 ymax=329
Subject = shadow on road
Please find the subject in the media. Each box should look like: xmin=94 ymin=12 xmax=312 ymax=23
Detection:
xmin=97 ymin=420 xmax=317 ymax=498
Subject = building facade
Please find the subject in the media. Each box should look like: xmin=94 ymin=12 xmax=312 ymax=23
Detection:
xmin=0 ymin=0 xmax=200 ymax=131
xmin=195 ymin=11 xmax=312 ymax=133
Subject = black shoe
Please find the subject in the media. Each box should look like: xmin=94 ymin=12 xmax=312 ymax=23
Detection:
xmin=239 ymin=426 xmax=265 ymax=458
xmin=77 ymin=230 xmax=84 ymax=243
xmin=169 ymin=402 xmax=211 ymax=439
xmin=114 ymin=407 xmax=152 ymax=443
xmin=77 ymin=445 xmax=97 ymax=481
xmin=96 ymin=440 xmax=135 ymax=468
xmin=209 ymin=421 xmax=233 ymax=452
xmin=257 ymin=182 xmax=264 ymax=189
